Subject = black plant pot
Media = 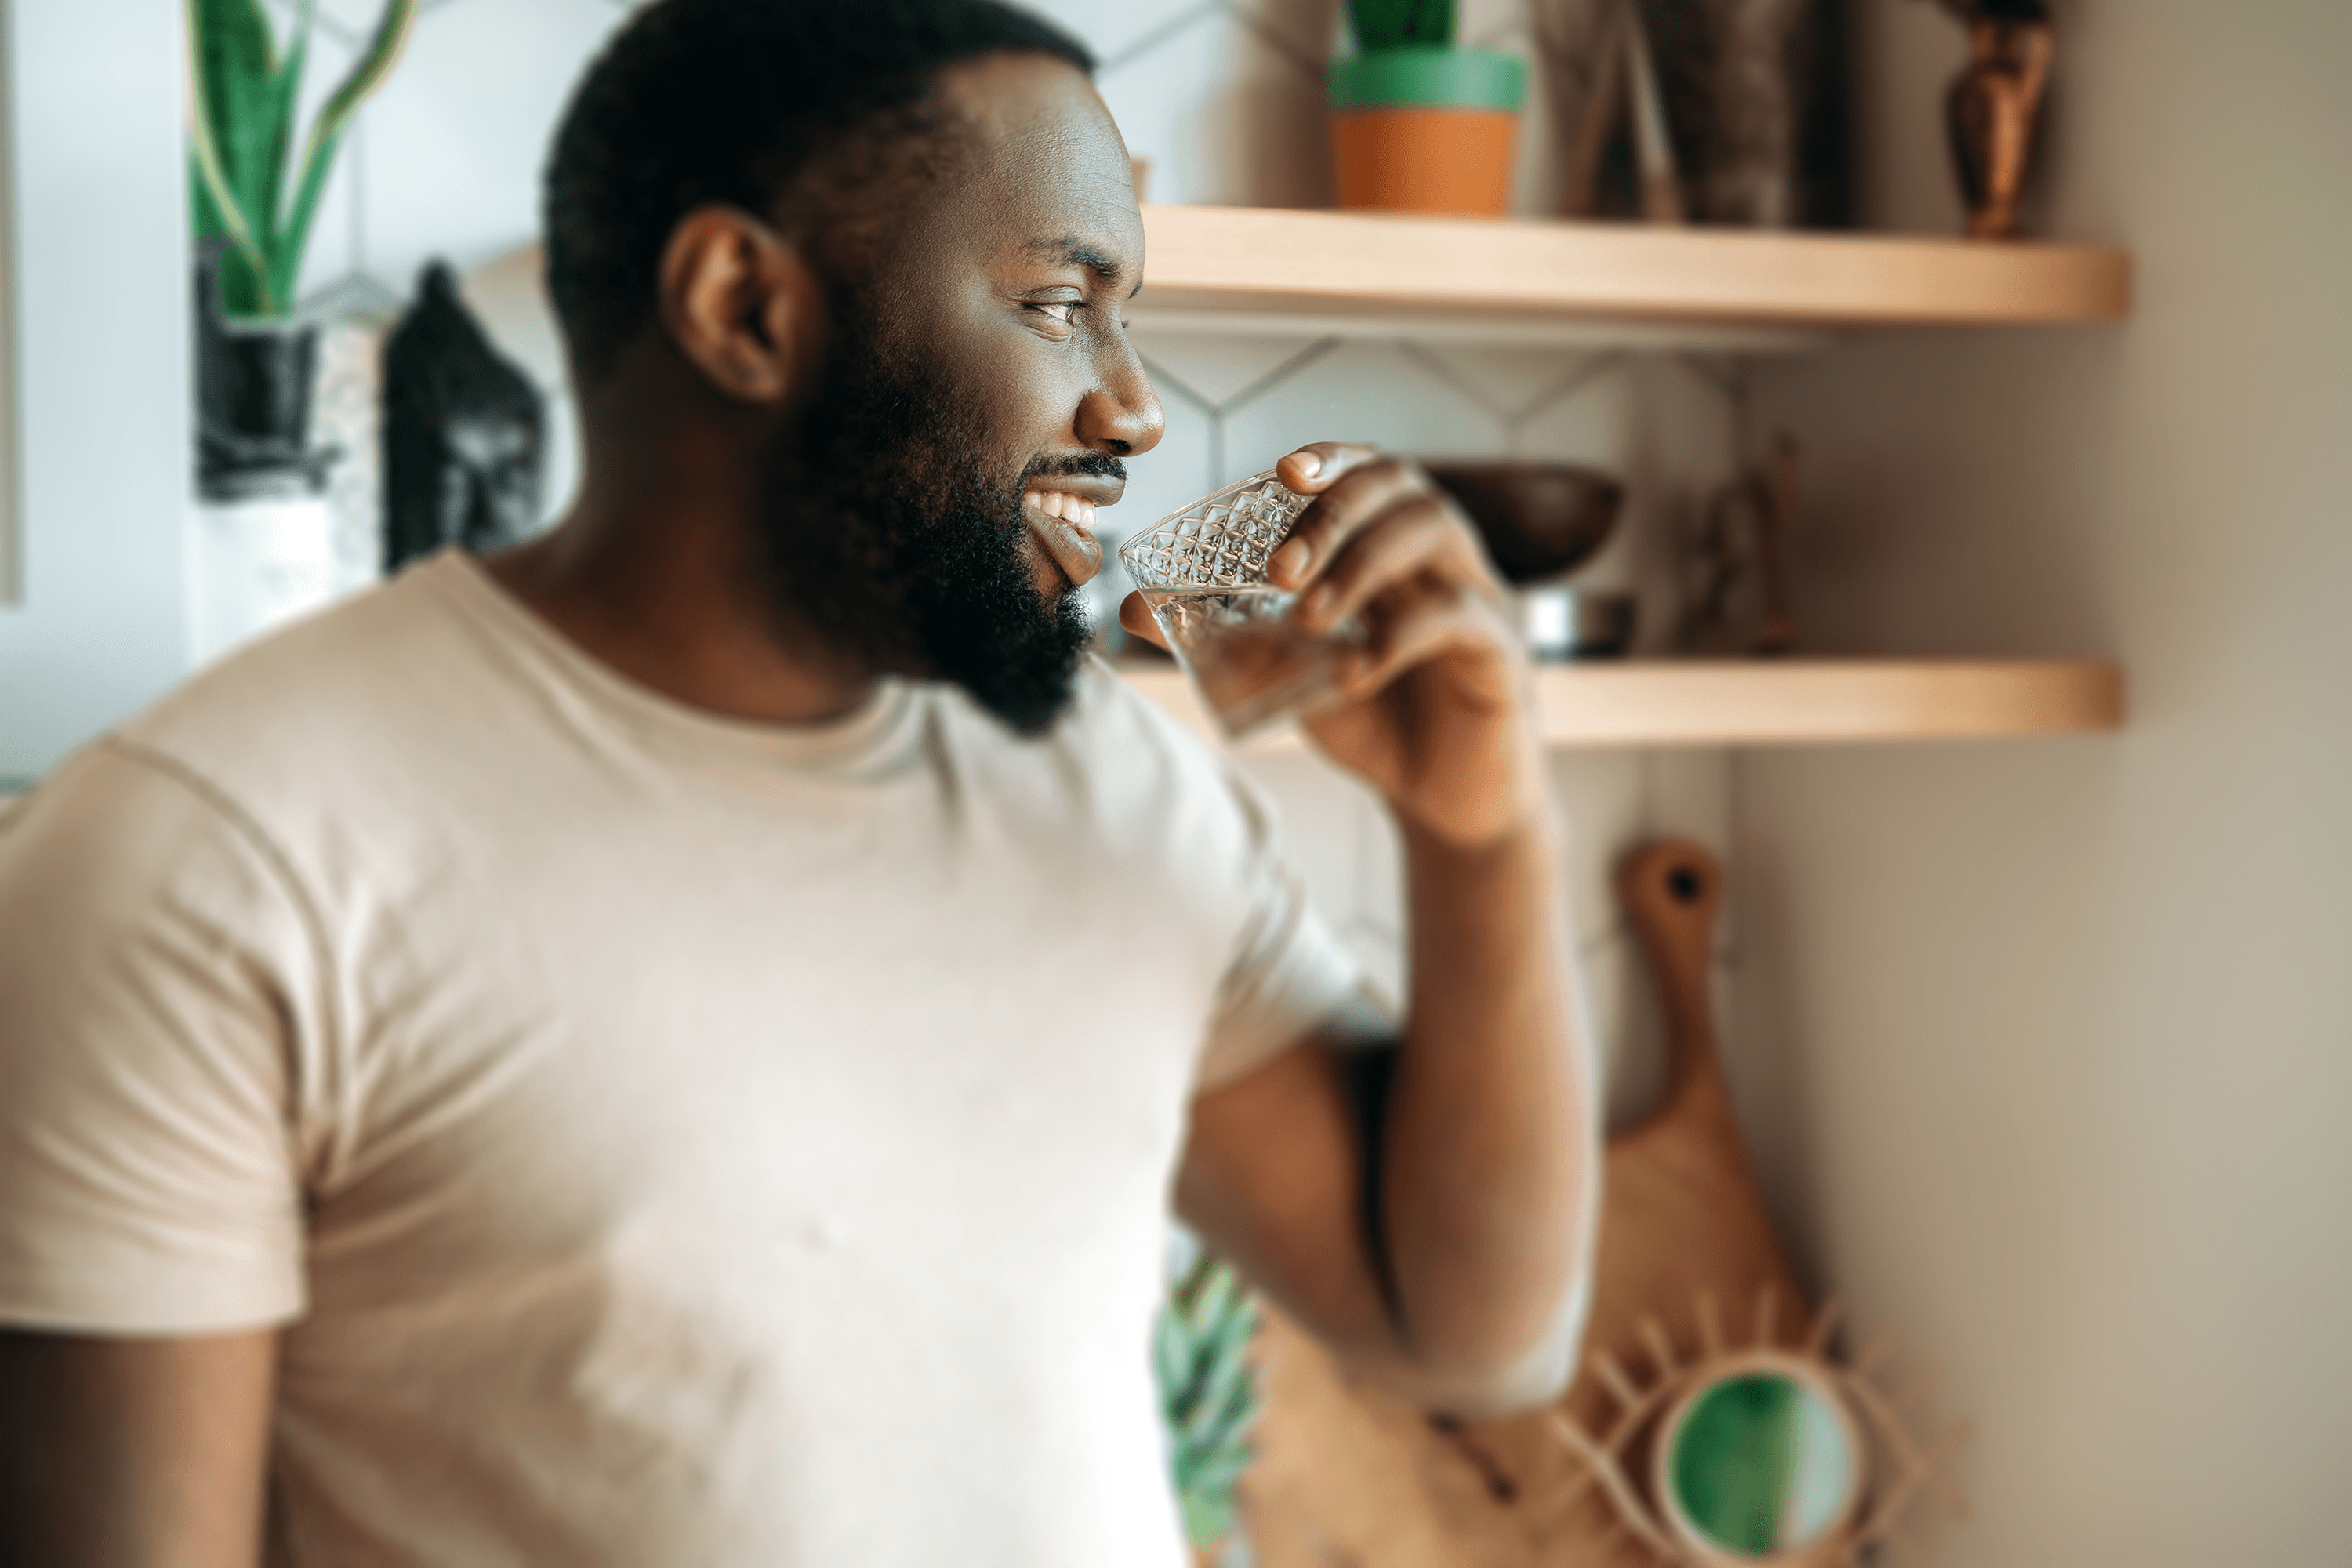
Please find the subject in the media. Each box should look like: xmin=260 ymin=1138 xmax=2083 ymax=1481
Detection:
xmin=194 ymin=241 xmax=333 ymax=501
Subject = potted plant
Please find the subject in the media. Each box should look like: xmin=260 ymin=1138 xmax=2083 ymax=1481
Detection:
xmin=184 ymin=0 xmax=413 ymax=659
xmin=1327 ymin=0 xmax=1526 ymax=215
xmin=1155 ymin=1252 xmax=1261 ymax=1566
xmin=189 ymin=0 xmax=413 ymax=495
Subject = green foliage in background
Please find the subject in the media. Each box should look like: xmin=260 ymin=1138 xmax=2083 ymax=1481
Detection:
xmin=1348 ymin=0 xmax=1457 ymax=50
xmin=187 ymin=0 xmax=417 ymax=319
xmin=1155 ymin=1254 xmax=1261 ymax=1549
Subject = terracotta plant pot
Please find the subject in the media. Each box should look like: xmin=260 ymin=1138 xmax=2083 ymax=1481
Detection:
xmin=1328 ymin=48 xmax=1525 ymax=216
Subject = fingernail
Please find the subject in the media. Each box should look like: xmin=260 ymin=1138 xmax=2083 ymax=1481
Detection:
xmin=1294 ymin=454 xmax=1323 ymax=478
xmin=1305 ymin=584 xmax=1338 ymax=623
xmin=1274 ymin=539 xmax=1310 ymax=579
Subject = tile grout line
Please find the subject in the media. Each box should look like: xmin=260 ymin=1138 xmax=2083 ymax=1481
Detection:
xmin=1214 ymin=336 xmax=1342 ymax=419
xmin=1098 ymin=2 xmax=1221 ymax=75
xmin=1505 ymin=350 xmax=1627 ymax=441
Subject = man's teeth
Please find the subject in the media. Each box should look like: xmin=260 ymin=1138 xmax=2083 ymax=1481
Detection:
xmin=1026 ymin=490 xmax=1097 ymax=526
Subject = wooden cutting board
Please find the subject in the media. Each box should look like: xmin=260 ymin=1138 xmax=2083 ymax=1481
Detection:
xmin=1239 ymin=840 xmax=1807 ymax=1567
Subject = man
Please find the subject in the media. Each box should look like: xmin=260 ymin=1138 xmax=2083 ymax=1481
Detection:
xmin=0 ymin=2 xmax=1597 ymax=1563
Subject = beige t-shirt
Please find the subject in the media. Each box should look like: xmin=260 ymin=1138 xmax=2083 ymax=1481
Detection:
xmin=0 ymin=551 xmax=1362 ymax=1567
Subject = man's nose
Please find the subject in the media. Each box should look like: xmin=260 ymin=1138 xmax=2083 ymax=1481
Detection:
xmin=1076 ymin=354 xmax=1164 ymax=459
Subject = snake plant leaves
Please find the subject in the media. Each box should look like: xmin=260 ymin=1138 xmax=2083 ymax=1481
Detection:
xmin=187 ymin=0 xmax=416 ymax=319
xmin=1156 ymin=1254 xmax=1261 ymax=1548
xmin=1348 ymin=0 xmax=1457 ymax=51
xmin=274 ymin=0 xmax=417 ymax=311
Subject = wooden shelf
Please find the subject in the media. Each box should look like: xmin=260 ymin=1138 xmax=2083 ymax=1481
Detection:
xmin=1134 ymin=206 xmax=2131 ymax=338
xmin=1117 ymin=659 xmax=2124 ymax=752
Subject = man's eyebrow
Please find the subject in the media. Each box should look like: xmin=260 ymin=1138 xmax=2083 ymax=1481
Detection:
xmin=1022 ymin=235 xmax=1129 ymax=282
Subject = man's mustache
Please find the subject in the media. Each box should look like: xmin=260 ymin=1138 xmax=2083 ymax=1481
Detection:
xmin=1019 ymin=452 xmax=1127 ymax=485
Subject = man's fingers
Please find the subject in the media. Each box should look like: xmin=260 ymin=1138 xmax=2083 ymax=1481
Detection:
xmin=1337 ymin=587 xmax=1519 ymax=707
xmin=1294 ymin=499 xmax=1492 ymax=637
xmin=1275 ymin=443 xmax=1382 ymax=498
xmin=1268 ymin=457 xmax=1428 ymax=590
xmin=1117 ymin=590 xmax=1171 ymax=651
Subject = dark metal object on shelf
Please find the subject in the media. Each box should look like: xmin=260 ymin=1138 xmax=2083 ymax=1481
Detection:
xmin=383 ymin=262 xmax=544 ymax=573
xmin=193 ymin=242 xmax=336 ymax=502
xmin=1425 ymin=461 xmax=1624 ymax=584
xmin=1523 ymin=585 xmax=1637 ymax=660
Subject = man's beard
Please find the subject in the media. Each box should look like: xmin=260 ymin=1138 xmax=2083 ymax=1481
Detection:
xmin=752 ymin=318 xmax=1106 ymax=738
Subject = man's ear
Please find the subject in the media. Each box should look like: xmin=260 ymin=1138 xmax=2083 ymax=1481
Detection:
xmin=655 ymin=205 xmax=822 ymax=405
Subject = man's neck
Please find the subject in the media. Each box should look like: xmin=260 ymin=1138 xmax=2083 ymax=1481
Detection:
xmin=485 ymin=483 xmax=882 ymax=728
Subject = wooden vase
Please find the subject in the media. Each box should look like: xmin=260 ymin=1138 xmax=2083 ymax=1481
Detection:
xmin=1945 ymin=17 xmax=2054 ymax=241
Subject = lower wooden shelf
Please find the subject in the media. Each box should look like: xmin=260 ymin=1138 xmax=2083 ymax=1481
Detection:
xmin=1116 ymin=659 xmax=2124 ymax=752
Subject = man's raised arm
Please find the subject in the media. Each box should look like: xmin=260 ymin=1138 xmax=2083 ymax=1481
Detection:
xmin=1145 ymin=442 xmax=1598 ymax=1414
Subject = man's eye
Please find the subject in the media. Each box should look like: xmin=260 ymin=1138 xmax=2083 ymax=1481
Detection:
xmin=1029 ymin=301 xmax=1081 ymax=326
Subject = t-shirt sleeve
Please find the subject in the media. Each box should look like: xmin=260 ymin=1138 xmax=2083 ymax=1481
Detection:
xmin=0 ymin=741 xmax=317 ymax=1334
xmin=1190 ymin=764 xmax=1381 ymax=1094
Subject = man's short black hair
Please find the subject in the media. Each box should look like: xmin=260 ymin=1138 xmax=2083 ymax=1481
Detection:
xmin=543 ymin=0 xmax=1094 ymax=380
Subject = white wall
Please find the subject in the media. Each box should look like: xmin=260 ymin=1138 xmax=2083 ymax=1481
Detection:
xmin=0 ymin=0 xmax=191 ymax=782
xmin=1737 ymin=3 xmax=2352 ymax=1561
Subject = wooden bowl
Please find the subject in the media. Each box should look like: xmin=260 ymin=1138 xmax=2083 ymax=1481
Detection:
xmin=1425 ymin=462 xmax=1624 ymax=584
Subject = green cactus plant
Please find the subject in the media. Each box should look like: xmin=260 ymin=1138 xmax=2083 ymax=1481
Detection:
xmin=1155 ymin=1253 xmax=1261 ymax=1552
xmin=1348 ymin=0 xmax=1457 ymax=50
xmin=187 ymin=0 xmax=418 ymax=320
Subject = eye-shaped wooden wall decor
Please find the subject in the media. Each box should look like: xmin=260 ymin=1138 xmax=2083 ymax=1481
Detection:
xmin=1237 ymin=841 xmax=1965 ymax=1568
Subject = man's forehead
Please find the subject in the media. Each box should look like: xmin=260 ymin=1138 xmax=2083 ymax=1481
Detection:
xmin=933 ymin=53 xmax=1142 ymax=274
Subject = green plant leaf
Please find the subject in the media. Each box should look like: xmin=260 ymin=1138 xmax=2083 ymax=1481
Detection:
xmin=1185 ymin=1370 xmax=1258 ymax=1456
xmin=1155 ymin=1314 xmax=1197 ymax=1419
xmin=256 ymin=0 xmax=316 ymax=271
xmin=1181 ymin=1488 xmax=1236 ymax=1547
xmin=1188 ymin=1444 xmax=1255 ymax=1497
xmin=274 ymin=0 xmax=416 ymax=308
xmin=186 ymin=0 xmax=277 ymax=312
xmin=1345 ymin=0 xmax=1449 ymax=50
xmin=1348 ymin=0 xmax=1456 ymax=50
xmin=1156 ymin=1255 xmax=1262 ymax=1548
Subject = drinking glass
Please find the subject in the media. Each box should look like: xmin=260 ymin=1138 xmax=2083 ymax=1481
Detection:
xmin=1117 ymin=471 xmax=1366 ymax=740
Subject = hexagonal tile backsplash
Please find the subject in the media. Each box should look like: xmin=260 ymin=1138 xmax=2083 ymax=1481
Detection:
xmin=270 ymin=0 xmax=1745 ymax=1112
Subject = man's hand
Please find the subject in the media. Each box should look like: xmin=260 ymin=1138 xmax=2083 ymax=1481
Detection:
xmin=1121 ymin=444 xmax=1542 ymax=848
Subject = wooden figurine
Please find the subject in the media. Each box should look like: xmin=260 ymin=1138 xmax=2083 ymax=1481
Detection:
xmin=1936 ymin=0 xmax=2054 ymax=241
xmin=1684 ymin=437 xmax=1798 ymax=657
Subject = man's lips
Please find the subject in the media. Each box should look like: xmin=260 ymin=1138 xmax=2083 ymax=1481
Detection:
xmin=1021 ymin=471 xmax=1125 ymax=521
xmin=1020 ymin=471 xmax=1120 ymax=588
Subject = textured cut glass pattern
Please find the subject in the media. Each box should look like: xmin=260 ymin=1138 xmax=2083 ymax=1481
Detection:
xmin=1117 ymin=473 xmax=1312 ymax=590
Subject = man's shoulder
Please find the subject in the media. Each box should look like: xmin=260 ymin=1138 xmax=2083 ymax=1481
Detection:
xmin=117 ymin=552 xmax=514 ymax=806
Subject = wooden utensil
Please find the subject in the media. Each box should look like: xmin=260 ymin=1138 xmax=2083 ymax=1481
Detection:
xmin=1239 ymin=840 xmax=1808 ymax=1567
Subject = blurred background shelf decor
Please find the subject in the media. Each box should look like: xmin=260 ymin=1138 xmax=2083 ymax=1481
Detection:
xmin=4 ymin=5 xmax=2349 ymax=1565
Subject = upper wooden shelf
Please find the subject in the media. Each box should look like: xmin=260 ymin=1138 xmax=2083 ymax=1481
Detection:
xmin=1118 ymin=659 xmax=2124 ymax=753
xmin=1132 ymin=206 xmax=2132 ymax=340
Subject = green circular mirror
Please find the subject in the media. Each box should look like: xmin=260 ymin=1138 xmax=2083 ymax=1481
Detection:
xmin=1662 ymin=1371 xmax=1857 ymax=1559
